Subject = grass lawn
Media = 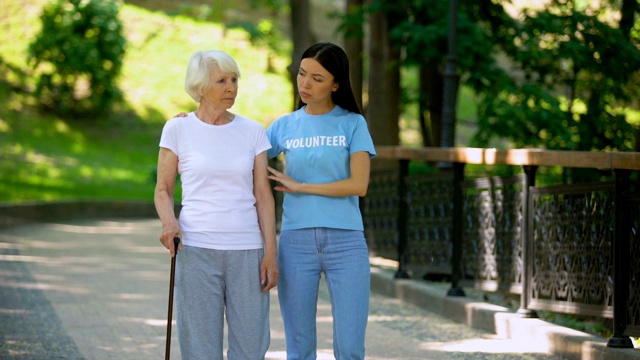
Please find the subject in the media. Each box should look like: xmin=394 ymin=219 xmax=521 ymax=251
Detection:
xmin=0 ymin=0 xmax=293 ymax=203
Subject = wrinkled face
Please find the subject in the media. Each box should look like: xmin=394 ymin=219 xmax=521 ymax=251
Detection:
xmin=202 ymin=66 xmax=238 ymax=109
xmin=297 ymin=58 xmax=338 ymax=106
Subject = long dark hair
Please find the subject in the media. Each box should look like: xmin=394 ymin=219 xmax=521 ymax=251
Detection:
xmin=296 ymin=42 xmax=362 ymax=115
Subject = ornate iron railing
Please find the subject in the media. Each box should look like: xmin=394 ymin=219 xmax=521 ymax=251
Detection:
xmin=363 ymin=169 xmax=398 ymax=260
xmin=406 ymin=173 xmax=454 ymax=276
xmin=461 ymin=175 xmax=524 ymax=292
xmin=365 ymin=146 xmax=640 ymax=348
xmin=528 ymin=183 xmax=615 ymax=318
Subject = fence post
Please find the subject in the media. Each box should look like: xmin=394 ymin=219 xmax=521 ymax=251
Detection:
xmin=517 ymin=165 xmax=538 ymax=318
xmin=447 ymin=162 xmax=465 ymax=296
xmin=395 ymin=159 xmax=411 ymax=279
xmin=607 ymin=169 xmax=633 ymax=348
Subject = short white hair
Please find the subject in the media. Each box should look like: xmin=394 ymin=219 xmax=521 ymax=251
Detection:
xmin=184 ymin=50 xmax=241 ymax=102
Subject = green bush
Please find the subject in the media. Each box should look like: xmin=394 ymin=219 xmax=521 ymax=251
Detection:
xmin=27 ymin=0 xmax=126 ymax=116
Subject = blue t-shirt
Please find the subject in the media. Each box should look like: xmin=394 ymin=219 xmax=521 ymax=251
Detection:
xmin=267 ymin=105 xmax=376 ymax=231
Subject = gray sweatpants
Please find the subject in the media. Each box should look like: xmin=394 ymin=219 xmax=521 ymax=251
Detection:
xmin=175 ymin=245 xmax=270 ymax=360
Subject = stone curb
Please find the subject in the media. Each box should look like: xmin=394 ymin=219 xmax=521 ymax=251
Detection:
xmin=370 ymin=267 xmax=640 ymax=360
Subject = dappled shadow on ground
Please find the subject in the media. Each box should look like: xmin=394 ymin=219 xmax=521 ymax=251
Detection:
xmin=0 ymin=237 xmax=83 ymax=359
xmin=0 ymin=219 xmax=173 ymax=358
xmin=0 ymin=218 xmax=570 ymax=359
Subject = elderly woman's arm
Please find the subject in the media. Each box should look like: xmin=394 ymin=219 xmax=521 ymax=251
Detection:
xmin=254 ymin=151 xmax=279 ymax=291
xmin=154 ymin=147 xmax=182 ymax=256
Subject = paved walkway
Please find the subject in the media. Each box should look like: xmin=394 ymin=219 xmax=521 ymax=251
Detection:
xmin=0 ymin=217 xmax=570 ymax=359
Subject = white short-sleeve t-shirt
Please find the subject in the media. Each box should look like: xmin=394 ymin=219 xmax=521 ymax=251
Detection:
xmin=159 ymin=112 xmax=271 ymax=250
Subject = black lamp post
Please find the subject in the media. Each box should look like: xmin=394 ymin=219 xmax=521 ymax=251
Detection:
xmin=442 ymin=0 xmax=465 ymax=297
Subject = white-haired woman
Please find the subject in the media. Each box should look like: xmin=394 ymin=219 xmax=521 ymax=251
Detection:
xmin=154 ymin=49 xmax=278 ymax=360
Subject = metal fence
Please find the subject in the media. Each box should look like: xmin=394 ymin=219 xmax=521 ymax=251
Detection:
xmin=364 ymin=147 xmax=640 ymax=349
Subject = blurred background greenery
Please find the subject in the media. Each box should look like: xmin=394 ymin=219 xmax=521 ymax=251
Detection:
xmin=1 ymin=0 xmax=638 ymax=203
xmin=0 ymin=0 xmax=294 ymax=203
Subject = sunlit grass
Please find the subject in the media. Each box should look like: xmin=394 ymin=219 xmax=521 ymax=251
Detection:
xmin=118 ymin=5 xmax=292 ymax=125
xmin=0 ymin=93 xmax=155 ymax=202
xmin=0 ymin=0 xmax=292 ymax=203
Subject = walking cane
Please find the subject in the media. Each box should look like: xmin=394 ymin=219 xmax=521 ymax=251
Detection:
xmin=165 ymin=236 xmax=181 ymax=360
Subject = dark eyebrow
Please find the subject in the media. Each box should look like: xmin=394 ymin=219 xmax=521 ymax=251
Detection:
xmin=299 ymin=66 xmax=326 ymax=78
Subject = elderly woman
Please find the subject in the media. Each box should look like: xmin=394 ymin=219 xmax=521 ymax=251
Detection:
xmin=154 ymin=49 xmax=278 ymax=360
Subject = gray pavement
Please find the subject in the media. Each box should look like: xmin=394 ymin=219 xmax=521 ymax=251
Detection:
xmin=0 ymin=218 xmax=632 ymax=359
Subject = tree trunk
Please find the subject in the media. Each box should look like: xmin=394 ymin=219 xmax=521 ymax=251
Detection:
xmin=619 ymin=0 xmax=640 ymax=189
xmin=288 ymin=0 xmax=314 ymax=110
xmin=366 ymin=2 xmax=400 ymax=149
xmin=344 ymin=0 xmax=364 ymax=112
xmin=441 ymin=0 xmax=459 ymax=148
xmin=619 ymin=0 xmax=639 ymax=153
xmin=619 ymin=0 xmax=637 ymax=41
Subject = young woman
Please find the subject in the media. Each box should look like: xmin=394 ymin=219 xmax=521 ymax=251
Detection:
xmin=266 ymin=42 xmax=376 ymax=360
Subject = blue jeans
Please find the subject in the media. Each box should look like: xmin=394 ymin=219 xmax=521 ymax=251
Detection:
xmin=278 ymin=228 xmax=370 ymax=360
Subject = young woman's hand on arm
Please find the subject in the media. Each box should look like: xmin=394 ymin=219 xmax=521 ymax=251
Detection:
xmin=254 ymin=151 xmax=279 ymax=292
xmin=267 ymin=151 xmax=370 ymax=197
xmin=154 ymin=148 xmax=182 ymax=257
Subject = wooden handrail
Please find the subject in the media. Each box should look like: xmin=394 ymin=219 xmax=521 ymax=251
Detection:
xmin=374 ymin=146 xmax=640 ymax=170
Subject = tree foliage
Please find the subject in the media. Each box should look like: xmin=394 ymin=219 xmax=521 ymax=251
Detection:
xmin=348 ymin=0 xmax=640 ymax=153
xmin=477 ymin=1 xmax=640 ymax=152
xmin=28 ymin=0 xmax=126 ymax=117
xmin=225 ymin=0 xmax=289 ymax=73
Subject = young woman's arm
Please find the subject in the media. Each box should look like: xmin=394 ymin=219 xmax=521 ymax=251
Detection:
xmin=267 ymin=151 xmax=371 ymax=197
